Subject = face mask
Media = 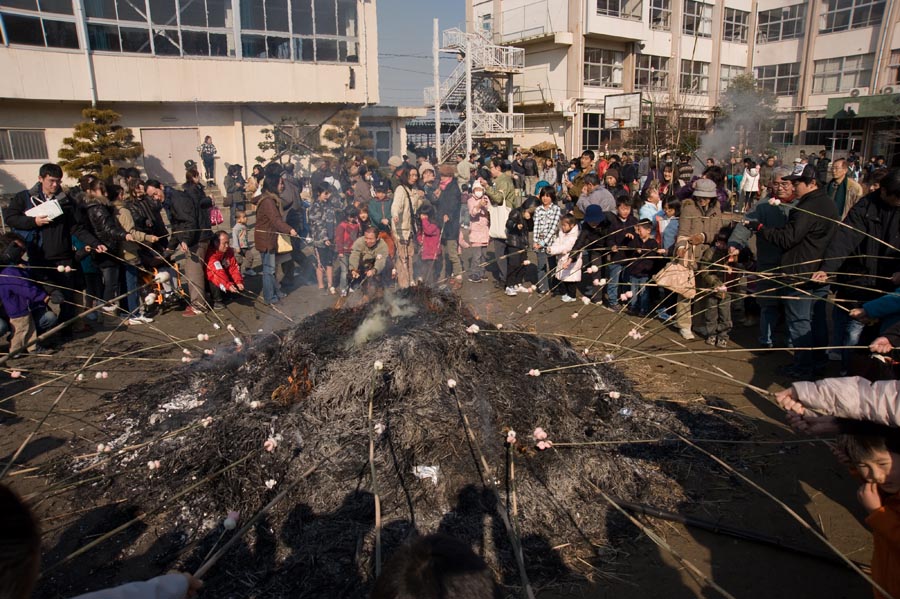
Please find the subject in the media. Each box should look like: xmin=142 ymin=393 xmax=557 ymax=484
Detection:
xmin=474 ymin=190 xmax=484 ymax=198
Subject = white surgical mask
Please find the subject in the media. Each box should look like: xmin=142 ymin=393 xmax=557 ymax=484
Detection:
xmin=474 ymin=190 xmax=484 ymax=198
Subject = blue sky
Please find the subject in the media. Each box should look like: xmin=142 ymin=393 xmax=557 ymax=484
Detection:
xmin=376 ymin=0 xmax=465 ymax=106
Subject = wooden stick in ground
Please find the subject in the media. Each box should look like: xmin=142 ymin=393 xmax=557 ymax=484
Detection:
xmin=584 ymin=478 xmax=738 ymax=599
xmin=193 ymin=444 xmax=348 ymax=579
xmin=368 ymin=389 xmax=382 ymax=577
xmin=662 ymin=427 xmax=893 ymax=599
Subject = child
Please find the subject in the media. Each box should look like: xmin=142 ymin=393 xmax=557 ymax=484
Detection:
xmin=698 ymin=227 xmax=736 ymax=347
xmin=466 ymin=181 xmax=491 ymax=283
xmin=503 ymin=197 xmax=537 ymax=296
xmin=369 ymin=180 xmax=393 ymax=234
xmin=836 ymin=424 xmax=900 ymax=599
xmin=606 ymin=197 xmax=638 ymax=311
xmin=416 ymin=203 xmax=441 ymax=285
xmin=231 ymin=210 xmax=259 ymax=276
xmin=358 ymin=205 xmax=373 ymax=232
xmin=548 ymin=214 xmax=582 ymax=302
xmin=335 ymin=206 xmax=362 ymax=296
xmin=0 ymin=234 xmax=57 ymax=355
xmin=654 ymin=198 xmax=681 ymax=321
xmin=533 ymin=187 xmax=561 ymax=294
xmin=624 ymin=219 xmax=662 ymax=316
xmin=204 ymin=231 xmax=244 ymax=310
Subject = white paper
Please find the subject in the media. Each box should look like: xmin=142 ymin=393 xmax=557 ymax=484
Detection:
xmin=25 ymin=199 xmax=63 ymax=221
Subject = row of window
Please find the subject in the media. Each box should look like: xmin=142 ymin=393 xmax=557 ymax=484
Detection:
xmin=585 ymin=48 xmax=877 ymax=97
xmin=598 ymin=0 xmax=885 ymax=41
xmin=0 ymin=0 xmax=359 ymax=62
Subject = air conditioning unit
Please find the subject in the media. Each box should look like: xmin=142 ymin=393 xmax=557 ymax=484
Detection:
xmin=849 ymin=87 xmax=870 ymax=97
xmin=882 ymin=86 xmax=897 ymax=95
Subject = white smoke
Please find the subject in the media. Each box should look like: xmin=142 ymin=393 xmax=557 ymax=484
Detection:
xmin=350 ymin=292 xmax=419 ymax=346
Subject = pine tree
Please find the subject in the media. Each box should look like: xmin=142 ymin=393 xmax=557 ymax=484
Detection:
xmin=57 ymin=108 xmax=143 ymax=181
xmin=256 ymin=116 xmax=317 ymax=164
xmin=320 ymin=108 xmax=374 ymax=164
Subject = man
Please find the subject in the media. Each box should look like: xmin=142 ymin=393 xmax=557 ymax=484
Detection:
xmin=815 ymin=150 xmax=830 ymax=186
xmin=478 ymin=159 xmax=518 ymax=285
xmin=746 ymin=164 xmax=837 ymax=379
xmin=4 ymin=163 xmax=100 ymax=335
xmin=522 ymin=151 xmax=539 ymax=195
xmin=456 ymin=152 xmax=475 ymax=188
xmin=310 ymin=158 xmax=331 ymax=191
xmin=511 ymin=151 xmax=526 ymax=191
xmin=826 ymin=158 xmax=863 ymax=221
xmin=565 ymin=150 xmax=595 ymax=202
xmin=758 ymin=156 xmax=776 ymax=195
xmin=280 ymin=164 xmax=306 ymax=286
xmin=812 ymin=168 xmax=900 ymax=374
xmin=349 ymin=227 xmax=389 ymax=290
xmin=132 ymin=180 xmax=170 ymax=267
xmin=575 ymin=173 xmax=615 ymax=217
xmin=167 ymin=177 xmax=214 ymax=316
xmin=621 ymin=152 xmax=639 ymax=191
xmin=728 ymin=166 xmax=796 ymax=347
xmin=677 ymin=154 xmax=695 ymax=184
xmin=435 ymin=164 xmax=464 ymax=283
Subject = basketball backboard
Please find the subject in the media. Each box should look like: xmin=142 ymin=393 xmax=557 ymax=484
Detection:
xmin=603 ymin=92 xmax=642 ymax=129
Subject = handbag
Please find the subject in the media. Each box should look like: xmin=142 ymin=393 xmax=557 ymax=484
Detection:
xmin=653 ymin=259 xmax=696 ymax=299
xmin=488 ymin=203 xmax=511 ymax=240
xmin=209 ymin=204 xmax=224 ymax=226
xmin=276 ymin=233 xmax=293 ymax=254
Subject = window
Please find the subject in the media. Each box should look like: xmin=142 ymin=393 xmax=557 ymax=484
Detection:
xmin=804 ymin=117 xmax=864 ymax=150
xmin=584 ymin=48 xmax=624 ymax=88
xmin=820 ymin=0 xmax=885 ymax=34
xmin=754 ymin=63 xmax=800 ymax=96
xmin=812 ymin=54 xmax=874 ymax=94
xmin=0 ymin=129 xmax=49 ymax=161
xmin=480 ymin=13 xmax=492 ymax=33
xmin=583 ymin=112 xmax=602 ymax=149
xmin=650 ymin=0 xmax=671 ymax=30
xmin=635 ymin=55 xmax=669 ymax=90
xmin=757 ymin=4 xmax=805 ymax=43
xmin=679 ymin=116 xmax=707 ymax=133
xmin=596 ymin=0 xmax=641 ymax=21
xmin=890 ymin=50 xmax=900 ymax=86
xmin=769 ymin=119 xmax=794 ymax=146
xmin=241 ymin=0 xmax=358 ymax=62
xmin=682 ymin=0 xmax=711 ymax=37
xmin=0 ymin=1 xmax=79 ymax=49
xmin=680 ymin=59 xmax=709 ymax=94
xmin=722 ymin=7 xmax=748 ymax=43
xmin=720 ymin=64 xmax=745 ymax=91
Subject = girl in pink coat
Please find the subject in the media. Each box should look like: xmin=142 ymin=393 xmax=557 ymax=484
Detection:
xmin=466 ymin=181 xmax=491 ymax=282
xmin=416 ymin=204 xmax=441 ymax=285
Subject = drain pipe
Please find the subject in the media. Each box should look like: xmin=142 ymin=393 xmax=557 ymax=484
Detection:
xmin=74 ymin=0 xmax=98 ymax=107
xmin=872 ymin=0 xmax=896 ymax=93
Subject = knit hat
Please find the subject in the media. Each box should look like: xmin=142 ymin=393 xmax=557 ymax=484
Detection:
xmin=692 ymin=178 xmax=718 ymax=198
xmin=418 ymin=162 xmax=435 ymax=176
xmin=583 ymin=204 xmax=606 ymax=224
xmin=604 ymin=168 xmax=620 ymax=182
xmin=387 ymin=155 xmax=403 ymax=168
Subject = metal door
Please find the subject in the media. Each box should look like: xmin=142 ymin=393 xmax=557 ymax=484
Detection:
xmin=140 ymin=128 xmax=199 ymax=184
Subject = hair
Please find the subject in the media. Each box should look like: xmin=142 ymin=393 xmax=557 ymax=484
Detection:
xmin=372 ymin=534 xmax=498 ymax=599
xmin=636 ymin=218 xmax=653 ymax=230
xmin=417 ymin=203 xmax=435 ymax=218
xmin=582 ymin=173 xmax=600 ymax=187
xmin=581 ymin=150 xmax=595 ymax=161
xmin=398 ymin=167 xmax=418 ymax=187
xmin=364 ymin=226 xmax=378 ymax=237
xmin=772 ymin=167 xmax=792 ymax=180
xmin=879 ymin=168 xmax=900 ymax=197
xmin=832 ymin=158 xmax=848 ymax=170
xmin=204 ymin=135 xmax=212 ymax=143
xmin=126 ymin=167 xmax=141 ymax=179
xmin=236 ymin=210 xmax=247 ymax=220
xmin=491 ymin=159 xmax=512 ymax=173
xmin=314 ymin=183 xmax=332 ymax=198
xmin=560 ymin=214 xmax=579 ymax=228
xmin=39 ymin=163 xmax=63 ymax=179
xmin=344 ymin=206 xmax=359 ymax=220
xmin=837 ymin=420 xmax=900 ymax=464
xmin=715 ymin=225 xmax=733 ymax=243
xmin=615 ymin=195 xmax=633 ymax=208
xmin=664 ymin=197 xmax=682 ymax=217
xmin=185 ymin=168 xmax=201 ymax=186
xmin=538 ymin=186 xmax=557 ymax=203
xmin=107 ymin=183 xmax=124 ymax=202
xmin=521 ymin=196 xmax=539 ymax=214
xmin=702 ymin=165 xmax=726 ymax=188
xmin=217 ymin=230 xmax=230 ymax=242
xmin=78 ymin=173 xmax=103 ymax=193
xmin=0 ymin=484 xmax=41 ymax=599
xmin=262 ymin=162 xmax=284 ymax=194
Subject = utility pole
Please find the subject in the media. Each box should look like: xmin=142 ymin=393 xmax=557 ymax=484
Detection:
xmin=433 ymin=18 xmax=442 ymax=164
xmin=465 ymin=33 xmax=473 ymax=154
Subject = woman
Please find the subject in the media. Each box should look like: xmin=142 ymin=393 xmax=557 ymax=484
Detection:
xmin=246 ymin=164 xmax=264 ymax=196
xmin=658 ymin=164 xmax=683 ymax=205
xmin=111 ymin=184 xmax=159 ymax=325
xmin=79 ymin=175 xmax=134 ymax=315
xmin=539 ymin=157 xmax=557 ymax=191
xmin=198 ymin=135 xmax=217 ymax=183
xmin=391 ymin=167 xmax=423 ymax=288
xmin=503 ymin=196 xmax=538 ymax=296
xmin=253 ymin=165 xmax=297 ymax=305
xmin=224 ymin=164 xmax=246 ymax=228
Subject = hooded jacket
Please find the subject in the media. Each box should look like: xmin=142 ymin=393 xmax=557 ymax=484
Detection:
xmin=467 ymin=191 xmax=491 ymax=247
xmin=204 ymin=244 xmax=243 ymax=291
xmin=435 ymin=178 xmax=462 ymax=242
xmin=504 ymin=207 xmax=533 ymax=249
xmin=5 ymin=183 xmax=98 ymax=263
xmin=547 ymin=224 xmax=582 ymax=282
xmin=0 ymin=265 xmax=47 ymax=318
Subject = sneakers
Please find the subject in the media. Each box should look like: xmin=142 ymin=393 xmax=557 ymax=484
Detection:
xmin=242 ymin=269 xmax=258 ymax=277
xmin=213 ymin=301 xmax=226 ymax=311
xmin=328 ymin=287 xmax=336 ymax=295
xmin=468 ymin=274 xmax=484 ymax=283
xmin=560 ymin=295 xmax=576 ymax=303
xmin=716 ymin=337 xmax=728 ymax=348
xmin=827 ymin=350 xmax=842 ymax=361
xmin=100 ymin=305 xmax=117 ymax=315
xmin=657 ymin=310 xmax=672 ymax=322
xmin=182 ymin=306 xmax=202 ymax=317
xmin=504 ymin=286 xmax=518 ymax=296
xmin=340 ymin=290 xmax=348 ymax=297
xmin=127 ymin=315 xmax=154 ymax=325
xmin=706 ymin=336 xmax=717 ymax=346
xmin=679 ymin=328 xmax=696 ymax=340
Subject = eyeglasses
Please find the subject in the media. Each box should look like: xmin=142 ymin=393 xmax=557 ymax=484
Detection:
xmin=773 ymin=181 xmax=792 ymax=187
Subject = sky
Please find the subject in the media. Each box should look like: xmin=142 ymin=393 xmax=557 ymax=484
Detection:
xmin=375 ymin=0 xmax=466 ymax=107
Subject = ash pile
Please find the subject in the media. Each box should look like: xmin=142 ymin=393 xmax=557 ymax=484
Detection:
xmin=39 ymin=288 xmax=744 ymax=598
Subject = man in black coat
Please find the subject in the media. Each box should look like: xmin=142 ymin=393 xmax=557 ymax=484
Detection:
xmin=435 ymin=165 xmax=463 ymax=282
xmin=168 ymin=176 xmax=213 ymax=316
xmin=4 ymin=163 xmax=100 ymax=334
xmin=747 ymin=164 xmax=838 ymax=379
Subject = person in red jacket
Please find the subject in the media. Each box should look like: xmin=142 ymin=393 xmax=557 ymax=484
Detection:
xmin=334 ymin=206 xmax=361 ymax=297
xmin=204 ymin=231 xmax=244 ymax=310
xmin=416 ymin=203 xmax=441 ymax=285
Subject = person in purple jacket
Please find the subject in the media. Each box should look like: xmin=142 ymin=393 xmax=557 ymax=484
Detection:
xmin=0 ymin=233 xmax=57 ymax=355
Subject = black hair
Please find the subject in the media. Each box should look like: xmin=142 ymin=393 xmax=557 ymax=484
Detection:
xmin=0 ymin=233 xmax=26 ymax=266
xmin=39 ymin=163 xmax=62 ymax=179
xmin=837 ymin=420 xmax=900 ymax=464
xmin=344 ymin=206 xmax=359 ymax=220
xmin=560 ymin=213 xmax=579 ymax=228
xmin=144 ymin=179 xmax=162 ymax=191
xmin=582 ymin=173 xmax=600 ymax=187
xmin=126 ymin=167 xmax=141 ymax=179
xmin=664 ymin=197 xmax=682 ymax=217
xmin=263 ymin=162 xmax=284 ymax=193
xmin=538 ymin=186 xmax=557 ymax=202
xmin=417 ymin=202 xmax=435 ymax=218
xmin=314 ymin=183 xmax=332 ymax=198
xmin=879 ymin=168 xmax=900 ymax=198
xmin=615 ymin=196 xmax=633 ymax=208
xmin=492 ymin=160 xmax=512 ymax=173
xmin=107 ymin=184 xmax=124 ymax=202
xmin=702 ymin=165 xmax=726 ymax=188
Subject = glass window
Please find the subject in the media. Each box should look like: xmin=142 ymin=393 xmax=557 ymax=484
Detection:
xmin=680 ymin=59 xmax=709 ymax=93
xmin=39 ymin=0 xmax=73 ymax=14
xmin=0 ymin=129 xmax=49 ymax=161
xmin=803 ymin=117 xmax=864 ymax=150
xmin=150 ymin=0 xmax=176 ymax=25
xmin=314 ymin=0 xmax=336 ymax=35
xmin=43 ymin=18 xmax=78 ymax=47
xmin=754 ymin=63 xmax=800 ymax=96
xmin=812 ymin=54 xmax=874 ymax=93
xmin=596 ymin=0 xmax=642 ymax=21
xmin=242 ymin=33 xmax=267 ymax=57
xmin=292 ymin=0 xmax=313 ymax=34
xmin=154 ymin=30 xmax=181 ymax=54
xmin=84 ymin=0 xmax=116 ymax=19
xmin=720 ymin=64 xmax=745 ymax=91
xmin=114 ymin=0 xmax=144 ymax=22
xmin=635 ymin=54 xmax=669 ymax=90
xmin=240 ymin=0 xmax=265 ymax=29
xmin=266 ymin=35 xmax=290 ymax=58
xmin=208 ymin=31 xmax=230 ymax=55
xmin=650 ymin=0 xmax=670 ymax=30
xmin=682 ymin=0 xmax=711 ymax=37
xmin=181 ymin=29 xmax=209 ymax=54
xmin=722 ymin=7 xmax=748 ymax=43
xmin=179 ymin=0 xmax=207 ymax=27
xmin=821 ymin=0 xmax=885 ymax=34
xmin=0 ymin=0 xmax=37 ymax=9
xmin=206 ymin=0 xmax=226 ymax=27
xmin=87 ymin=22 xmax=120 ymax=50
xmin=293 ymin=36 xmax=314 ymax=60
xmin=582 ymin=113 xmax=602 ymax=150
xmin=337 ymin=0 xmax=355 ymax=36
xmin=266 ymin=0 xmax=288 ymax=32
xmin=584 ymin=47 xmax=624 ymax=88
xmin=120 ymin=26 xmax=150 ymax=52
xmin=770 ymin=119 xmax=794 ymax=146
xmin=316 ymin=37 xmax=337 ymax=61
xmin=757 ymin=4 xmax=805 ymax=43
xmin=1 ymin=13 xmax=46 ymax=45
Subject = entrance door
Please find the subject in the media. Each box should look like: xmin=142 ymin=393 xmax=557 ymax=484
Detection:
xmin=141 ymin=128 xmax=199 ymax=184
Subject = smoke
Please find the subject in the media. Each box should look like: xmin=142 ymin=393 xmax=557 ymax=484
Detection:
xmin=697 ymin=82 xmax=774 ymax=165
xmin=350 ymin=291 xmax=419 ymax=346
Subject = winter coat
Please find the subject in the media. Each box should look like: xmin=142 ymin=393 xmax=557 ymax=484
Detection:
xmin=335 ymin=220 xmax=361 ymax=255
xmin=232 ymin=222 xmax=250 ymax=250
xmin=280 ymin=175 xmax=302 ymax=214
xmin=539 ymin=167 xmax=557 ymax=188
xmin=869 ymin=494 xmax=900 ymax=599
xmin=656 ymin=213 xmax=678 ymax=251
xmin=349 ymin=236 xmax=389 ymax=274
xmin=827 ymin=176 xmax=865 ymax=222
xmin=862 ymin=287 xmax=900 ymax=331
xmin=435 ymin=178 xmax=462 ymax=241
xmin=676 ymin=198 xmax=724 ymax=266
xmin=606 ymin=184 xmax=630 ymax=204
xmin=5 ymin=183 xmax=97 ymax=263
xmin=533 ymin=204 xmax=561 ymax=251
xmin=352 ymin=178 xmax=371 ymax=204
xmin=576 ymin=187 xmax=616 ymax=216
xmin=128 ymin=196 xmax=169 ymax=266
xmin=113 ymin=199 xmax=156 ymax=265
xmin=818 ymin=191 xmax=900 ymax=301
xmin=307 ymin=196 xmax=342 ymax=248
xmin=607 ymin=214 xmax=638 ymax=263
xmin=253 ymin=192 xmax=293 ymax=253
xmin=224 ymin=174 xmax=246 ymax=207
xmin=759 ymin=163 xmax=775 ymax=189
xmin=369 ymin=197 xmax=393 ymax=232
xmin=677 ymin=161 xmax=694 ymax=183
xmin=658 ymin=178 xmax=683 ymax=205
xmin=204 ymin=244 xmax=243 ymax=291
xmin=0 ymin=265 xmax=47 ymax=318
xmin=168 ymin=185 xmax=212 ymax=249
xmin=758 ymin=186 xmax=838 ymax=283
xmin=676 ymin=177 xmax=729 ymax=212
xmin=391 ymin=184 xmax=423 ymax=241
xmin=522 ymin=157 xmax=538 ymax=177
xmin=739 ymin=168 xmax=759 ymax=193
xmin=485 ymin=172 xmax=518 ymax=208
xmin=467 ymin=194 xmax=491 ymax=247
xmin=548 ymin=225 xmax=582 ymax=282
xmin=71 ymin=574 xmax=190 ymax=599
xmin=417 ymin=217 xmax=441 ymax=260
xmin=697 ymin=245 xmax=737 ymax=289
xmin=625 ymin=236 xmax=662 ymax=278
xmin=82 ymin=193 xmax=129 ymax=267
xmin=504 ymin=208 xmax=533 ymax=249
xmin=728 ymin=199 xmax=794 ymax=271
xmin=792 ymin=376 xmax=900 ymax=428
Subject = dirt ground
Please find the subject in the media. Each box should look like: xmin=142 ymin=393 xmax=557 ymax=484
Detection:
xmin=0 ymin=254 xmax=875 ymax=598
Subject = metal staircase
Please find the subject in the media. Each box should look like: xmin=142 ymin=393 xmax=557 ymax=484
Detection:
xmin=422 ymin=28 xmax=525 ymax=160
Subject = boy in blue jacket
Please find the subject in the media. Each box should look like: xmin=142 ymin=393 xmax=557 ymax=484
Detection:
xmin=0 ymin=233 xmax=57 ymax=354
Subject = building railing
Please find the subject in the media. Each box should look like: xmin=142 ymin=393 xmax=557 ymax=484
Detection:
xmin=500 ymin=0 xmax=568 ymax=42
